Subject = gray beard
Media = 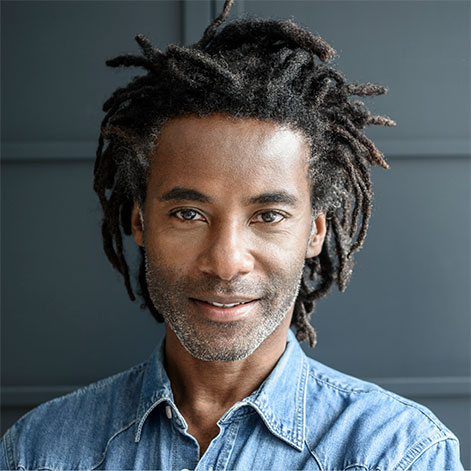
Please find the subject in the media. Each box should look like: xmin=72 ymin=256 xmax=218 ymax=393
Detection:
xmin=144 ymin=253 xmax=303 ymax=362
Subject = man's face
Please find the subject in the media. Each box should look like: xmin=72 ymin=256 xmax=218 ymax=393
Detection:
xmin=132 ymin=114 xmax=325 ymax=361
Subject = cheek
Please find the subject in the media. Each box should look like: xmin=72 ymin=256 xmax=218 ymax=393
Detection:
xmin=144 ymin=229 xmax=202 ymax=276
xmin=259 ymin=229 xmax=311 ymax=260
xmin=259 ymin=238 xmax=308 ymax=279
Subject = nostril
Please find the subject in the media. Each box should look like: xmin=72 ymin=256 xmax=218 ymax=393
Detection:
xmin=197 ymin=247 xmax=254 ymax=279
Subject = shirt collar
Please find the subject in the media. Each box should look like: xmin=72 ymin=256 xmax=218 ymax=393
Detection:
xmin=230 ymin=329 xmax=308 ymax=451
xmin=134 ymin=329 xmax=308 ymax=451
xmin=135 ymin=337 xmax=173 ymax=443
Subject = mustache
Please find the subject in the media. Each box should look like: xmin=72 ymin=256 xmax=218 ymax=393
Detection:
xmin=181 ymin=276 xmax=269 ymax=298
xmin=144 ymin=254 xmax=300 ymax=300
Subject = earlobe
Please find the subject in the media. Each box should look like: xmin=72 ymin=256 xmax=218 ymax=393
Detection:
xmin=306 ymin=213 xmax=326 ymax=258
xmin=131 ymin=202 xmax=145 ymax=247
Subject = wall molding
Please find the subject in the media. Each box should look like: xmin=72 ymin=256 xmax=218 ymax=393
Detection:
xmin=182 ymin=0 xmax=212 ymax=45
xmin=2 ymin=377 xmax=470 ymax=408
xmin=371 ymin=376 xmax=471 ymax=398
xmin=1 ymin=141 xmax=98 ymax=161
xmin=1 ymin=139 xmax=469 ymax=162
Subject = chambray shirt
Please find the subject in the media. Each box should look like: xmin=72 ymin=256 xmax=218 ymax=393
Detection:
xmin=1 ymin=330 xmax=463 ymax=470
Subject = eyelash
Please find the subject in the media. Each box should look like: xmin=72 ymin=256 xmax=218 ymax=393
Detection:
xmin=169 ymin=209 xmax=288 ymax=224
xmin=171 ymin=208 xmax=206 ymax=222
xmin=252 ymin=211 xmax=287 ymax=224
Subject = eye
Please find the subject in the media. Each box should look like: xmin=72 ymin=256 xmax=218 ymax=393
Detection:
xmin=172 ymin=209 xmax=206 ymax=222
xmin=253 ymin=211 xmax=286 ymax=224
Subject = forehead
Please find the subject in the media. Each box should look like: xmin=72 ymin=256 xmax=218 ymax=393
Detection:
xmin=147 ymin=114 xmax=311 ymax=198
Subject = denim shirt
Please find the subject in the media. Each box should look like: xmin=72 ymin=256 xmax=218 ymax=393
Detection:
xmin=1 ymin=329 xmax=463 ymax=470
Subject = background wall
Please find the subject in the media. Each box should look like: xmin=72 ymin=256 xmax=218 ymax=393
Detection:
xmin=1 ymin=0 xmax=470 ymax=467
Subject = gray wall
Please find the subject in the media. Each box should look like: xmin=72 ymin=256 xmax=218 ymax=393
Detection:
xmin=2 ymin=0 xmax=470 ymax=467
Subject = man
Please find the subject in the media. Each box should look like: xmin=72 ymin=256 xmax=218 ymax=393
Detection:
xmin=1 ymin=1 xmax=464 ymax=469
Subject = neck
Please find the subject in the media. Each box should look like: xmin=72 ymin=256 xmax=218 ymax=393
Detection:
xmin=164 ymin=313 xmax=292 ymax=415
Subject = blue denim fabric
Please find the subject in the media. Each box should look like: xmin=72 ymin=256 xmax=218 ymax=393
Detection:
xmin=1 ymin=329 xmax=463 ymax=470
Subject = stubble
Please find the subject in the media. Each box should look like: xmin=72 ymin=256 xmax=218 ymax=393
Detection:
xmin=144 ymin=253 xmax=304 ymax=362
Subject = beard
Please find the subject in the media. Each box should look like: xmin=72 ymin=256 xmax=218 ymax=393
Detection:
xmin=144 ymin=252 xmax=304 ymax=362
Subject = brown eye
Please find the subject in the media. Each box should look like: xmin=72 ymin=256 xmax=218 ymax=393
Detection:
xmin=254 ymin=211 xmax=285 ymax=223
xmin=174 ymin=209 xmax=205 ymax=221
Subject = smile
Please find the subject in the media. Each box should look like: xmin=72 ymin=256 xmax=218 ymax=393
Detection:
xmin=205 ymin=300 xmax=251 ymax=308
xmin=190 ymin=297 xmax=259 ymax=322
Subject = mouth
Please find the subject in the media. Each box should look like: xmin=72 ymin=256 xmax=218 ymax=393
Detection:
xmin=198 ymin=300 xmax=253 ymax=308
xmin=190 ymin=297 xmax=260 ymax=322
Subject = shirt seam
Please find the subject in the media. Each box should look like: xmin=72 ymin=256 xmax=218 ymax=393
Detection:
xmin=20 ymin=466 xmax=55 ymax=471
xmin=245 ymin=402 xmax=303 ymax=451
xmin=90 ymin=418 xmax=137 ymax=470
xmin=397 ymin=435 xmax=459 ymax=471
xmin=135 ymin=397 xmax=168 ymax=442
xmin=14 ymin=418 xmax=137 ymax=471
xmin=75 ymin=362 xmax=147 ymax=394
xmin=296 ymin=354 xmax=308 ymax=446
xmin=3 ymin=434 xmax=13 ymax=471
xmin=375 ymin=390 xmax=452 ymax=433
xmin=309 ymin=372 xmax=451 ymax=434
xmin=221 ymin=406 xmax=257 ymax=423
xmin=305 ymin=438 xmax=325 ymax=470
xmin=13 ymin=362 xmax=147 ymax=433
xmin=344 ymin=464 xmax=374 ymax=470
xmin=309 ymin=371 xmax=375 ymax=394
xmin=7 ymin=364 xmax=145 ymax=471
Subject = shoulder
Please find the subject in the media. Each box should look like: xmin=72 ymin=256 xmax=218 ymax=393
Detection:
xmin=303 ymin=357 xmax=461 ymax=470
xmin=1 ymin=361 xmax=147 ymax=470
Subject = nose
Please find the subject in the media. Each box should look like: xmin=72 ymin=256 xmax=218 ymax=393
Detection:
xmin=197 ymin=221 xmax=255 ymax=280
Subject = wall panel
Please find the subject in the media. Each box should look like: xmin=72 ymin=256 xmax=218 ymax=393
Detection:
xmin=1 ymin=0 xmax=469 ymax=467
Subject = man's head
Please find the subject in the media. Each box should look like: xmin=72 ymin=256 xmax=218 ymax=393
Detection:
xmin=94 ymin=0 xmax=394 ymax=350
xmin=128 ymin=114 xmax=325 ymax=361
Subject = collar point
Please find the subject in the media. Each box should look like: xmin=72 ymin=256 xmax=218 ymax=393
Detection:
xmin=293 ymin=439 xmax=305 ymax=452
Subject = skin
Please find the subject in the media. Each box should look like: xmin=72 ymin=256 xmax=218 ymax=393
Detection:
xmin=131 ymin=114 xmax=326 ymax=457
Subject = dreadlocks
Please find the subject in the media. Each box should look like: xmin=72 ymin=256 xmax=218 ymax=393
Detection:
xmin=93 ymin=0 xmax=395 ymax=348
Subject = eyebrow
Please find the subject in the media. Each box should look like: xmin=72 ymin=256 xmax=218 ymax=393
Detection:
xmin=248 ymin=191 xmax=299 ymax=207
xmin=159 ymin=187 xmax=298 ymax=207
xmin=159 ymin=187 xmax=211 ymax=203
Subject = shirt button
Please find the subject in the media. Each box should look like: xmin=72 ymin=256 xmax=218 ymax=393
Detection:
xmin=208 ymin=467 xmax=214 ymax=471
xmin=165 ymin=405 xmax=172 ymax=419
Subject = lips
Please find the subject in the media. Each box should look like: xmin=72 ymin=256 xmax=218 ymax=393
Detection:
xmin=191 ymin=295 xmax=259 ymax=306
xmin=190 ymin=296 xmax=260 ymax=322
xmin=200 ymin=300 xmax=253 ymax=308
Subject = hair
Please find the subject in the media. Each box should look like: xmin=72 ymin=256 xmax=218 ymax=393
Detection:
xmin=93 ymin=0 xmax=395 ymax=348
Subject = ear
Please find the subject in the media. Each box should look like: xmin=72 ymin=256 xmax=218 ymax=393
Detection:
xmin=131 ymin=202 xmax=145 ymax=247
xmin=306 ymin=213 xmax=326 ymax=258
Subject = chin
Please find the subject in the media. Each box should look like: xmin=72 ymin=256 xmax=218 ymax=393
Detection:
xmin=183 ymin=343 xmax=259 ymax=362
xmin=175 ymin=324 xmax=266 ymax=362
